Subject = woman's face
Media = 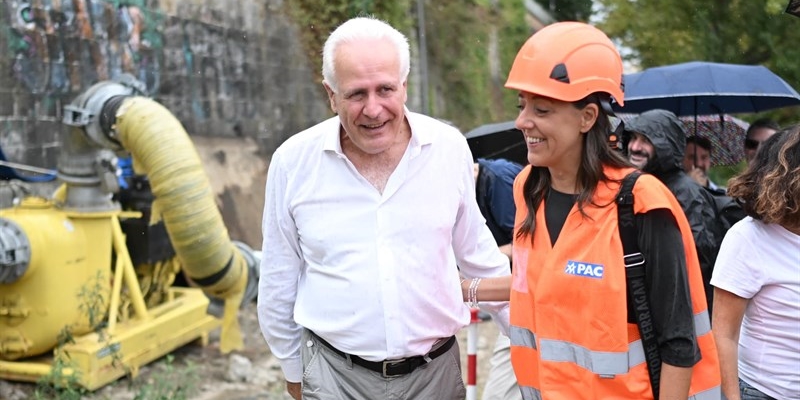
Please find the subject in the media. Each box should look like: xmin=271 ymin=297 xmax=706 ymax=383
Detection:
xmin=514 ymin=92 xmax=596 ymax=170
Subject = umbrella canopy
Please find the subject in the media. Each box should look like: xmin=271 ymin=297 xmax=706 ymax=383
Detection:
xmin=614 ymin=61 xmax=800 ymax=116
xmin=612 ymin=113 xmax=750 ymax=165
xmin=682 ymin=115 xmax=749 ymax=165
xmin=464 ymin=121 xmax=527 ymax=165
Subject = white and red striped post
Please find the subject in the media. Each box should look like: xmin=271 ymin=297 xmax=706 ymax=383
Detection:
xmin=466 ymin=307 xmax=480 ymax=400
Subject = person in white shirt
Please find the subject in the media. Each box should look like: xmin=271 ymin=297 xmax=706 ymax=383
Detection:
xmin=257 ymin=16 xmax=510 ymax=400
xmin=711 ymin=125 xmax=800 ymax=400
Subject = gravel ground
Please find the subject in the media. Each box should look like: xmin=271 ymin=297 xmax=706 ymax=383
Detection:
xmin=1 ymin=302 xmax=502 ymax=400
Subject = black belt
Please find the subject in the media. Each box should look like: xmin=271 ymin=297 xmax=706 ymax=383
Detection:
xmin=311 ymin=332 xmax=456 ymax=378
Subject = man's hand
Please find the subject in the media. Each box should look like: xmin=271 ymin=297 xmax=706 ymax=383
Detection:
xmin=688 ymin=167 xmax=708 ymax=187
xmin=287 ymin=381 xmax=301 ymax=399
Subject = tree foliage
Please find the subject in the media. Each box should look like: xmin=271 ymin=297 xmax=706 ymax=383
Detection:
xmin=597 ymin=0 xmax=800 ymax=124
xmin=285 ymin=0 xmax=413 ymax=86
xmin=425 ymin=0 xmax=531 ymax=129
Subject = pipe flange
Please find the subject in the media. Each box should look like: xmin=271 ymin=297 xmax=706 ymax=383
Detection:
xmin=0 ymin=218 xmax=31 ymax=285
xmin=62 ymin=73 xmax=147 ymax=151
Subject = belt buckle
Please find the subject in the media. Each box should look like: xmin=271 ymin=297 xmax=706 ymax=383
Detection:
xmin=381 ymin=359 xmax=406 ymax=378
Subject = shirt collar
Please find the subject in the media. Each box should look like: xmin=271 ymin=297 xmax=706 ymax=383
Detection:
xmin=322 ymin=107 xmax=433 ymax=156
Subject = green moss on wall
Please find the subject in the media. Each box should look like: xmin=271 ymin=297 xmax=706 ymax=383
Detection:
xmin=285 ymin=1 xmax=412 ymax=86
xmin=285 ymin=1 xmax=531 ymax=131
xmin=425 ymin=0 xmax=530 ymax=130
xmin=497 ymin=1 xmax=533 ymax=121
xmin=425 ymin=2 xmax=490 ymax=128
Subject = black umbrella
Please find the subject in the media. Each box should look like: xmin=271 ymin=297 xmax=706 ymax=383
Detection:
xmin=464 ymin=121 xmax=527 ymax=165
xmin=614 ymin=61 xmax=800 ymax=116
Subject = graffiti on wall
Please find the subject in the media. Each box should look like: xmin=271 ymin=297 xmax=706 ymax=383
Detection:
xmin=4 ymin=0 xmax=162 ymax=95
xmin=172 ymin=4 xmax=259 ymax=122
xmin=3 ymin=0 xmax=271 ymax=132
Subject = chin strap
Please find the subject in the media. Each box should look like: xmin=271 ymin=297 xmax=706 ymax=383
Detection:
xmin=600 ymin=97 xmax=617 ymax=117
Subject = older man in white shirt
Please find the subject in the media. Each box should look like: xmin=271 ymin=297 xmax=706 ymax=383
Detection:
xmin=258 ymin=16 xmax=510 ymax=400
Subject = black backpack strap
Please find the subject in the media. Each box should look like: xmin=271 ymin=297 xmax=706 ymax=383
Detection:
xmin=617 ymin=171 xmax=661 ymax=400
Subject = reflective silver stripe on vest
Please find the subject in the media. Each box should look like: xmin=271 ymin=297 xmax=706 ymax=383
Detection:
xmin=509 ymin=325 xmax=537 ymax=349
xmin=540 ymin=337 xmax=633 ymax=375
xmin=519 ymin=384 xmax=719 ymax=399
xmin=510 ymin=310 xmax=712 ymax=374
xmin=693 ymin=309 xmax=711 ymax=337
xmin=519 ymin=385 xmax=542 ymax=400
xmin=689 ymin=385 xmax=721 ymax=400
xmin=626 ymin=309 xmax=712 ymax=368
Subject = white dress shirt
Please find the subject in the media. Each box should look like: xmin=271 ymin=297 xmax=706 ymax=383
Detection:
xmin=258 ymin=111 xmax=510 ymax=383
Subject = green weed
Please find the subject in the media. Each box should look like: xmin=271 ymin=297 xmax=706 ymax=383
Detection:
xmin=131 ymin=354 xmax=199 ymax=400
xmin=33 ymin=327 xmax=86 ymax=400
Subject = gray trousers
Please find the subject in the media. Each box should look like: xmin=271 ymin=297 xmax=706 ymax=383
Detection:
xmin=301 ymin=330 xmax=466 ymax=400
xmin=481 ymin=333 xmax=522 ymax=400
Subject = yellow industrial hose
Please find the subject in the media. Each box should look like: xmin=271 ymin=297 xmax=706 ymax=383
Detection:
xmin=113 ymin=97 xmax=246 ymax=352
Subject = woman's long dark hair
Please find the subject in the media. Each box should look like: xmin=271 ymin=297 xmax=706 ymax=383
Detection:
xmin=515 ymin=93 xmax=631 ymax=243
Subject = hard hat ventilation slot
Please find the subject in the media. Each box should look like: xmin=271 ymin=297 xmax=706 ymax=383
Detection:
xmin=549 ymin=63 xmax=570 ymax=83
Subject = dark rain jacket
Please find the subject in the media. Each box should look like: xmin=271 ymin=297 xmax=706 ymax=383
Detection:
xmin=621 ymin=109 xmax=722 ymax=312
xmin=476 ymin=158 xmax=523 ymax=248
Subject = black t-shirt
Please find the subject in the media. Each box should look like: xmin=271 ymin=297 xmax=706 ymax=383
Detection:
xmin=545 ymin=189 xmax=578 ymax=246
xmin=544 ymin=189 xmax=701 ymax=367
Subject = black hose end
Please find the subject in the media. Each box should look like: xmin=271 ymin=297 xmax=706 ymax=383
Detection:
xmin=99 ymin=95 xmax=130 ymax=145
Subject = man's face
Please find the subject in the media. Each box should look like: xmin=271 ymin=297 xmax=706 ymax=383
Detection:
xmin=323 ymin=38 xmax=408 ymax=155
xmin=744 ymin=127 xmax=778 ymax=163
xmin=627 ymin=132 xmax=654 ymax=169
xmin=683 ymin=142 xmax=711 ymax=174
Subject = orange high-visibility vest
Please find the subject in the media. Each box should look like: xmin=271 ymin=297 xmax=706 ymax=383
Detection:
xmin=509 ymin=166 xmax=721 ymax=400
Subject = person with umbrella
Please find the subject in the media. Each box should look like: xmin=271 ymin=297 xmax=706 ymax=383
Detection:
xmin=743 ymin=118 xmax=780 ymax=164
xmin=622 ymin=109 xmax=725 ymax=315
xmin=684 ymin=136 xmax=723 ymax=191
xmin=498 ymin=21 xmax=721 ymax=399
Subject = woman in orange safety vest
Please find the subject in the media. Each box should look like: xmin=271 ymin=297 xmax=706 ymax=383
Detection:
xmin=491 ymin=22 xmax=721 ymax=400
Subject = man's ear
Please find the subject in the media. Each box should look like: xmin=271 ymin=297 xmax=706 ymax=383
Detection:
xmin=323 ymin=82 xmax=337 ymax=113
xmin=580 ymin=103 xmax=599 ymax=133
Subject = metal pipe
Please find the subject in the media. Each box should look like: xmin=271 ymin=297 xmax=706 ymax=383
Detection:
xmin=0 ymin=160 xmax=57 ymax=176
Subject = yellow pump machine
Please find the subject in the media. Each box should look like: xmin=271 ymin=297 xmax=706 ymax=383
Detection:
xmin=0 ymin=75 xmax=260 ymax=390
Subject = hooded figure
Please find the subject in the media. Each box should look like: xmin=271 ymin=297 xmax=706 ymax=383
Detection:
xmin=622 ymin=109 xmax=722 ymax=312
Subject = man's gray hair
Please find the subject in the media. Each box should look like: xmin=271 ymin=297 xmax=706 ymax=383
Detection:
xmin=321 ymin=16 xmax=410 ymax=93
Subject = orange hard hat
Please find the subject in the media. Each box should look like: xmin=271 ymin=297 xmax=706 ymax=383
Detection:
xmin=505 ymin=22 xmax=624 ymax=106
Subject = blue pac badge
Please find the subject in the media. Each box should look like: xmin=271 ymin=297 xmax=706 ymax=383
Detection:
xmin=564 ymin=260 xmax=604 ymax=279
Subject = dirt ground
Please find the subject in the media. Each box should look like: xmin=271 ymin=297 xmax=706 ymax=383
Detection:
xmin=0 ymin=302 xmax=503 ymax=400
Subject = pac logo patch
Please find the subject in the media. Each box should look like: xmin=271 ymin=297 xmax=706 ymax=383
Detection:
xmin=564 ymin=260 xmax=604 ymax=279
